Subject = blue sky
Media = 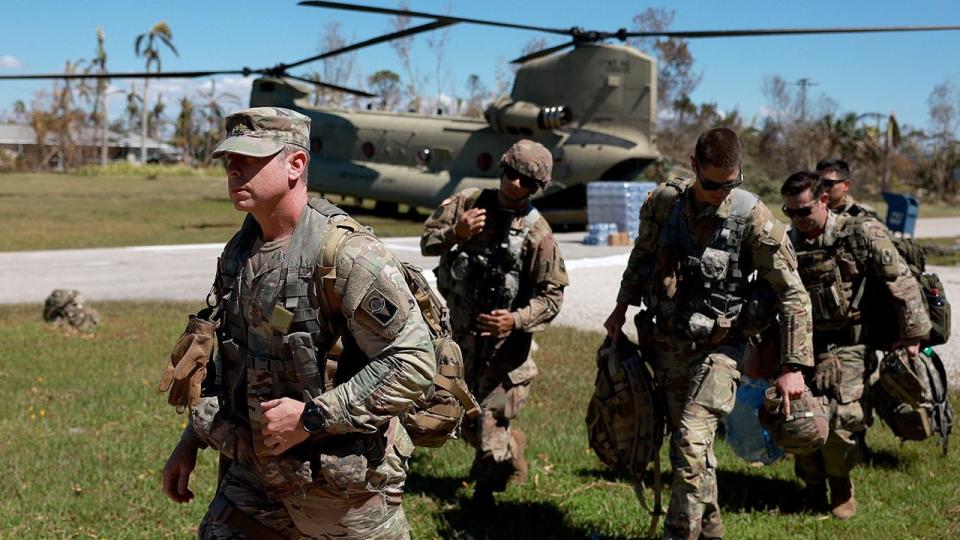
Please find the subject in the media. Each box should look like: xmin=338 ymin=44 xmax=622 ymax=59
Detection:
xmin=1 ymin=0 xmax=959 ymax=132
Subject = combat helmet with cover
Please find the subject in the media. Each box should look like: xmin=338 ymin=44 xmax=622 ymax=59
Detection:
xmin=586 ymin=332 xmax=665 ymax=532
xmin=500 ymin=139 xmax=553 ymax=189
xmin=758 ymin=386 xmax=829 ymax=455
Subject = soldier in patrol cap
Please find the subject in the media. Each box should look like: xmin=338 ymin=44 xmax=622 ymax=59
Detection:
xmin=781 ymin=171 xmax=930 ymax=519
xmin=605 ymin=127 xmax=814 ymax=539
xmin=160 ymin=107 xmax=435 ymax=539
xmin=421 ymin=139 xmax=569 ymax=507
xmin=815 ymin=158 xmax=880 ymax=220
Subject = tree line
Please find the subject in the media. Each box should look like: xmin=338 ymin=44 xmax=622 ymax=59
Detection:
xmin=2 ymin=8 xmax=958 ymax=202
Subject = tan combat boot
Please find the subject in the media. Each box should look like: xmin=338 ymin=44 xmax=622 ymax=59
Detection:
xmin=508 ymin=429 xmax=528 ymax=485
xmin=828 ymin=477 xmax=857 ymax=519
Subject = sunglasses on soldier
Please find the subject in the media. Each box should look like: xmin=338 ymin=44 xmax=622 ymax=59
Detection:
xmin=782 ymin=202 xmax=816 ymax=218
xmin=695 ymin=165 xmax=744 ymax=192
xmin=503 ymin=165 xmax=540 ymax=190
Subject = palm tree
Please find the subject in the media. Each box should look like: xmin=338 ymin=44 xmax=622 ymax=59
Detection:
xmin=92 ymin=28 xmax=109 ymax=165
xmin=134 ymin=21 xmax=178 ymax=164
xmin=197 ymin=80 xmax=240 ymax=165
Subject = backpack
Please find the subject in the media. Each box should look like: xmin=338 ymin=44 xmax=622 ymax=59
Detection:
xmin=314 ymin=216 xmax=481 ymax=448
xmin=891 ymin=236 xmax=952 ymax=346
xmin=586 ymin=333 xmax=665 ymax=534
xmin=871 ymin=348 xmax=954 ymax=455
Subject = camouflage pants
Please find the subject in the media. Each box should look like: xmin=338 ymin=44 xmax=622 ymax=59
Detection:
xmin=458 ymin=330 xmax=537 ymax=492
xmin=199 ymin=461 xmax=410 ymax=540
xmin=655 ymin=332 xmax=741 ymax=540
xmin=795 ymin=344 xmax=866 ymax=483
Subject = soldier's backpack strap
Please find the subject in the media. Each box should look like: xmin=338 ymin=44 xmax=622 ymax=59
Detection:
xmin=216 ymin=214 xmax=262 ymax=343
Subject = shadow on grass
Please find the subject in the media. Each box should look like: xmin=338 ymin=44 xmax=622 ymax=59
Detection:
xmin=408 ymin=468 xmax=656 ymax=540
xmin=861 ymin=447 xmax=907 ymax=470
xmin=576 ymin=466 xmax=809 ymax=516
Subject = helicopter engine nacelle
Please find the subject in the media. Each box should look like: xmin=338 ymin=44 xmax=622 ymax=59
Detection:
xmin=484 ymin=97 xmax=572 ymax=136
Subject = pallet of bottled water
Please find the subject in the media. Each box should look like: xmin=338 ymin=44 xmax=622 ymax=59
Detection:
xmin=584 ymin=181 xmax=657 ymax=244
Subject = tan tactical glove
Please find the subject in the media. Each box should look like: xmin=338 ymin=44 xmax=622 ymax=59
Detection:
xmin=812 ymin=352 xmax=841 ymax=397
xmin=159 ymin=315 xmax=217 ymax=412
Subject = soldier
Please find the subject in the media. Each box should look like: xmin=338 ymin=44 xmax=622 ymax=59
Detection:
xmin=160 ymin=107 xmax=436 ymax=539
xmin=420 ymin=139 xmax=569 ymax=507
xmin=815 ymin=158 xmax=880 ymax=219
xmin=780 ymin=171 xmax=930 ymax=519
xmin=604 ymin=128 xmax=814 ymax=540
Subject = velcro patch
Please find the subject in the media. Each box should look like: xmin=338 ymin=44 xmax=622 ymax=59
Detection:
xmin=361 ymin=288 xmax=398 ymax=327
xmin=881 ymin=248 xmax=893 ymax=265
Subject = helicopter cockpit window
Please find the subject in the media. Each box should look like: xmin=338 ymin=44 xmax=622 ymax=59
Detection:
xmin=476 ymin=152 xmax=493 ymax=172
xmin=311 ymin=137 xmax=322 ymax=153
xmin=362 ymin=142 xmax=375 ymax=159
xmin=417 ymin=148 xmax=432 ymax=165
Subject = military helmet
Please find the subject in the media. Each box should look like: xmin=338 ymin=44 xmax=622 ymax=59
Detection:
xmin=211 ymin=107 xmax=310 ymax=159
xmin=500 ymin=139 xmax=553 ymax=189
xmin=758 ymin=386 xmax=829 ymax=455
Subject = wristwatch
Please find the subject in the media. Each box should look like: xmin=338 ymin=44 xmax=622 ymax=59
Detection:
xmin=301 ymin=399 xmax=327 ymax=434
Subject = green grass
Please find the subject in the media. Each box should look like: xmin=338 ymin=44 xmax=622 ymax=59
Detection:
xmin=0 ymin=173 xmax=430 ymax=251
xmin=1 ymin=301 xmax=958 ymax=538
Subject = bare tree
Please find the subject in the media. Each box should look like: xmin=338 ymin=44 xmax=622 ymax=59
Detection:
xmin=92 ymin=28 xmax=109 ymax=165
xmin=389 ymin=1 xmax=425 ymax=112
xmin=631 ymin=8 xmax=701 ymax=116
xmin=464 ymin=74 xmax=487 ymax=117
xmin=135 ymin=21 xmax=178 ymax=163
xmin=927 ymin=80 xmax=960 ymax=199
xmin=310 ymin=22 xmax=358 ymax=108
xmin=367 ymin=69 xmax=401 ymax=110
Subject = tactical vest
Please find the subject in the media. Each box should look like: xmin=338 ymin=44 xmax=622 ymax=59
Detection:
xmin=436 ymin=189 xmax=541 ymax=333
xmin=215 ymin=199 xmax=356 ymax=499
xmin=656 ymin=183 xmax=757 ymax=342
xmin=793 ymin=217 xmax=873 ymax=336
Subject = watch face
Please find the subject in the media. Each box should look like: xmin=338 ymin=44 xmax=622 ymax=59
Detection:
xmin=302 ymin=401 xmax=326 ymax=433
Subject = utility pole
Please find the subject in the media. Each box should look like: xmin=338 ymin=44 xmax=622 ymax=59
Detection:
xmin=794 ymin=78 xmax=818 ymax=122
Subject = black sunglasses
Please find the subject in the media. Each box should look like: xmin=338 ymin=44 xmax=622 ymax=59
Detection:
xmin=696 ymin=166 xmax=745 ymax=192
xmin=782 ymin=203 xmax=816 ymax=218
xmin=819 ymin=178 xmax=847 ymax=188
xmin=503 ymin=166 xmax=540 ymax=190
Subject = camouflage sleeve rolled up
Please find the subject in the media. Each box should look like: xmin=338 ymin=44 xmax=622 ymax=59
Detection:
xmin=857 ymin=218 xmax=932 ymax=340
xmin=743 ymin=201 xmax=815 ymax=368
xmin=420 ymin=189 xmax=480 ymax=256
xmin=616 ymin=183 xmax=678 ymax=306
xmin=313 ymin=234 xmax=436 ymax=435
xmin=513 ymin=219 xmax=569 ymax=332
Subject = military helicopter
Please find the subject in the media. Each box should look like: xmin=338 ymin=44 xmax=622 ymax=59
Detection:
xmin=3 ymin=1 xmax=960 ymax=223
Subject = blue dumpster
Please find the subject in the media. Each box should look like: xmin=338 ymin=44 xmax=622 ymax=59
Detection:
xmin=882 ymin=192 xmax=919 ymax=236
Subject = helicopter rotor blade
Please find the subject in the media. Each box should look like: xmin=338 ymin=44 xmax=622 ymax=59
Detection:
xmin=282 ymin=74 xmax=377 ymax=98
xmin=510 ymin=41 xmax=577 ymax=64
xmin=0 ymin=69 xmax=247 ymax=81
xmin=299 ymin=0 xmax=572 ymax=36
xmin=624 ymin=25 xmax=960 ymax=40
xmin=284 ymin=19 xmax=457 ymax=70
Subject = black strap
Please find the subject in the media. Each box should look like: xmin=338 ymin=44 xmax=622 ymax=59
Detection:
xmin=210 ymin=492 xmax=287 ymax=540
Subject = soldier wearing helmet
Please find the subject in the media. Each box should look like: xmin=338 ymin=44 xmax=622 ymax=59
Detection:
xmin=421 ymin=139 xmax=569 ymax=507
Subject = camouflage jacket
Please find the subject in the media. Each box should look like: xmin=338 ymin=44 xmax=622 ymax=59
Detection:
xmin=789 ymin=211 xmax=931 ymax=344
xmin=183 ymin=200 xmax=435 ymax=467
xmin=831 ymin=194 xmax=879 ymax=220
xmin=617 ymin=178 xmax=814 ymax=368
xmin=421 ymin=188 xmax=568 ymax=334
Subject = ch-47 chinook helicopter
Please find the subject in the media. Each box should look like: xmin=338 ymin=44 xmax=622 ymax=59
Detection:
xmin=3 ymin=1 xmax=960 ymax=223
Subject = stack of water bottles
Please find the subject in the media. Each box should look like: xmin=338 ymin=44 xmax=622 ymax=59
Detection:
xmin=583 ymin=181 xmax=658 ymax=245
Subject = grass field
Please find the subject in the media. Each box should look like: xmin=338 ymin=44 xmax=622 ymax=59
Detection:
xmin=1 ymin=301 xmax=957 ymax=539
xmin=0 ymin=173 xmax=428 ymax=252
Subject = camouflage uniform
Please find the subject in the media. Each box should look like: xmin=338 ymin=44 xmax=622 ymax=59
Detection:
xmin=831 ymin=194 xmax=879 ymax=220
xmin=788 ymin=212 xmax=931 ymax=488
xmin=180 ymin=108 xmax=435 ymax=539
xmin=420 ymin=142 xmax=568 ymax=495
xmin=617 ymin=179 xmax=814 ymax=540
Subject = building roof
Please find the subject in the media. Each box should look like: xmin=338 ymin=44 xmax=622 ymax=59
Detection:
xmin=0 ymin=123 xmax=176 ymax=151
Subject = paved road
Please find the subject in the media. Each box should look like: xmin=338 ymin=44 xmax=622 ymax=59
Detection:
xmin=2 ymin=225 xmax=958 ymax=384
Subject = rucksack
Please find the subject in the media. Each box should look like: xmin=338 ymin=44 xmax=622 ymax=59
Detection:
xmin=871 ymin=349 xmax=954 ymax=455
xmin=586 ymin=333 xmax=665 ymax=534
xmin=891 ymin=236 xmax=952 ymax=346
xmin=314 ymin=217 xmax=481 ymax=448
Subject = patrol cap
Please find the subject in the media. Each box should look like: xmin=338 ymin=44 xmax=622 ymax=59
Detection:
xmin=500 ymin=139 xmax=553 ymax=188
xmin=211 ymin=107 xmax=310 ymax=159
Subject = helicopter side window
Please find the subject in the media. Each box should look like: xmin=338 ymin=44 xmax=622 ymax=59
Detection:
xmin=476 ymin=152 xmax=493 ymax=172
xmin=310 ymin=137 xmax=322 ymax=153
xmin=362 ymin=142 xmax=376 ymax=159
